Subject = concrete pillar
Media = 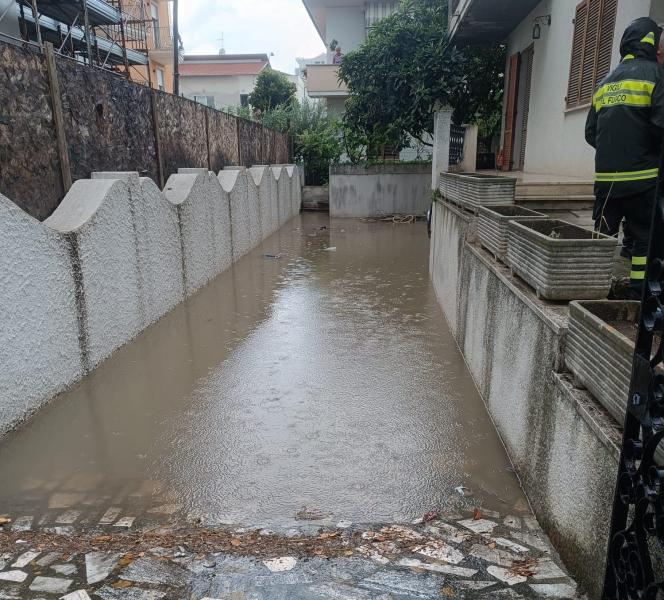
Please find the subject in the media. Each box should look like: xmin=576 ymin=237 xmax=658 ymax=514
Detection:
xmin=431 ymin=108 xmax=453 ymax=190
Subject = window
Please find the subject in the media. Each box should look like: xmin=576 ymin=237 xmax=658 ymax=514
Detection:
xmin=194 ymin=95 xmax=215 ymax=108
xmin=156 ymin=68 xmax=165 ymax=91
xmin=151 ymin=3 xmax=161 ymax=47
xmin=240 ymin=94 xmax=249 ymax=107
xmin=566 ymin=0 xmax=618 ymax=109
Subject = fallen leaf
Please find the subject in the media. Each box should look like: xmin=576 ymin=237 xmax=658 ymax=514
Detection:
xmin=0 ymin=517 xmax=11 ymax=525
xmin=442 ymin=586 xmax=456 ymax=597
xmin=113 ymin=580 xmax=133 ymax=589
xmin=344 ymin=550 xmax=354 ymax=556
xmin=473 ymin=507 xmax=482 ymax=520
xmin=230 ymin=538 xmax=242 ymax=547
xmin=488 ymin=542 xmax=497 ymax=549
xmin=318 ymin=531 xmax=340 ymax=540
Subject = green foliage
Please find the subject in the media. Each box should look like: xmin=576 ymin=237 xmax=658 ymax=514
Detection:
xmin=337 ymin=0 xmax=505 ymax=154
xmin=248 ymin=68 xmax=297 ymax=113
xmin=224 ymin=98 xmax=343 ymax=185
xmin=222 ymin=104 xmax=253 ymax=120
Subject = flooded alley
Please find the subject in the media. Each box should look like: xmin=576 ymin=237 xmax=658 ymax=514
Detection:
xmin=0 ymin=213 xmax=521 ymax=524
xmin=0 ymin=214 xmax=580 ymax=599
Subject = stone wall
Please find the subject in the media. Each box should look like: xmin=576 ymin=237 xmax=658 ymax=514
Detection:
xmin=329 ymin=164 xmax=432 ymax=218
xmin=429 ymin=200 xmax=620 ymax=599
xmin=0 ymin=165 xmax=301 ymax=438
xmin=0 ymin=40 xmax=291 ymax=220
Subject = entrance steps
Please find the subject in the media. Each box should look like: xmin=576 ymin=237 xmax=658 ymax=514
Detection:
xmin=515 ymin=180 xmax=595 ymax=211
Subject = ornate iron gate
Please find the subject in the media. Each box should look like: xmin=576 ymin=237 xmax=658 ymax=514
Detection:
xmin=603 ymin=148 xmax=664 ymax=598
xmin=449 ymin=124 xmax=465 ymax=167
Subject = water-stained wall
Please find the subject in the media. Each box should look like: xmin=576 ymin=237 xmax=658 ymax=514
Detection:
xmin=0 ymin=41 xmax=291 ymax=220
xmin=0 ymin=165 xmax=301 ymax=438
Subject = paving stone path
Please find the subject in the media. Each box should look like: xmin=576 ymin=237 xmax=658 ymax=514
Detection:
xmin=0 ymin=503 xmax=584 ymax=599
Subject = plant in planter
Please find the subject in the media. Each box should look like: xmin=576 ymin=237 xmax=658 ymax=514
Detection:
xmin=439 ymin=172 xmax=517 ymax=212
xmin=506 ymin=219 xmax=618 ymax=300
xmin=477 ymin=205 xmax=546 ymax=260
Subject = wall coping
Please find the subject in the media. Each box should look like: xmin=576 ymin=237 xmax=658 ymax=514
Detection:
xmin=330 ymin=163 xmax=432 ymax=176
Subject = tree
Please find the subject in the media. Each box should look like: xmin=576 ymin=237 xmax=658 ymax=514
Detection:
xmin=248 ymin=68 xmax=297 ymax=113
xmin=337 ymin=0 xmax=505 ymax=155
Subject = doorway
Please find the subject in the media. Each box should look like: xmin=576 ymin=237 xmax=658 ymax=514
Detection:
xmin=502 ymin=45 xmax=534 ymax=172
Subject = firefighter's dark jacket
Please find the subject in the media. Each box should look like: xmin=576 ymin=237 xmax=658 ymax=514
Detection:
xmin=585 ymin=17 xmax=664 ymax=198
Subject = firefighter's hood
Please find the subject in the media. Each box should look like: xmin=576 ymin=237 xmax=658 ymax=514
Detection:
xmin=620 ymin=17 xmax=662 ymax=61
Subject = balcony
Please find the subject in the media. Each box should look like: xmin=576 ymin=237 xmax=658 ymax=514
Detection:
xmin=306 ymin=64 xmax=348 ymax=98
xmin=148 ymin=25 xmax=176 ymax=63
xmin=449 ymin=0 xmax=540 ymax=43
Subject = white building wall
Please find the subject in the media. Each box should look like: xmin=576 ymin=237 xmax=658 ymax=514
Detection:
xmin=504 ymin=0 xmax=654 ymax=178
xmin=326 ymin=6 xmax=366 ymax=58
xmin=180 ymin=74 xmax=259 ymax=109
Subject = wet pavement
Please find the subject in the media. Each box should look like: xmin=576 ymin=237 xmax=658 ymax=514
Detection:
xmin=0 ymin=214 xmax=583 ymax=598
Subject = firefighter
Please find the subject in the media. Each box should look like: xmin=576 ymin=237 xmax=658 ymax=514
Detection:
xmin=585 ymin=17 xmax=664 ymax=299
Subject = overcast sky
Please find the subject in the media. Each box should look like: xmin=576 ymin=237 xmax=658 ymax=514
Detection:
xmin=179 ymin=0 xmax=326 ymax=74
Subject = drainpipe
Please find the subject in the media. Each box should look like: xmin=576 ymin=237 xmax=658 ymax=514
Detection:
xmin=172 ymin=0 xmax=179 ymax=95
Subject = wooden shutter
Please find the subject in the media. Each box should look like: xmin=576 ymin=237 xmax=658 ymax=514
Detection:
xmin=579 ymin=0 xmax=601 ymax=104
xmin=595 ymin=0 xmax=618 ymax=84
xmin=567 ymin=0 xmax=617 ymax=109
xmin=519 ymin=46 xmax=535 ymax=170
xmin=503 ymin=53 xmax=520 ymax=172
xmin=567 ymin=2 xmax=588 ymax=107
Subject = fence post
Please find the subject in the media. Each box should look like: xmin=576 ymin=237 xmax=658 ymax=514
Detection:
xmin=43 ymin=42 xmax=72 ymax=193
xmin=204 ymin=109 xmax=212 ymax=172
xmin=431 ymin=108 xmax=453 ymax=190
xmin=235 ymin=118 xmax=242 ymax=166
xmin=150 ymin=90 xmax=165 ymax=188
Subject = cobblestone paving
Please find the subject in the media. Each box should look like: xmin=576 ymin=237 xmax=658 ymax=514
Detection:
xmin=0 ymin=502 xmax=585 ymax=600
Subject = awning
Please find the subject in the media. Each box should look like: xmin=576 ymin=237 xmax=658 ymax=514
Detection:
xmin=450 ymin=0 xmax=542 ymax=43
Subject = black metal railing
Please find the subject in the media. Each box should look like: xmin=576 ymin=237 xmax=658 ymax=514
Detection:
xmin=603 ymin=145 xmax=664 ymax=598
xmin=449 ymin=124 xmax=465 ymax=166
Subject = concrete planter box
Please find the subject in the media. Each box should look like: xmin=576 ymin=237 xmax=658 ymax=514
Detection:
xmin=439 ymin=172 xmax=516 ymax=212
xmin=566 ymin=301 xmax=639 ymax=424
xmin=477 ymin=205 xmax=546 ymax=260
xmin=506 ymin=219 xmax=618 ymax=300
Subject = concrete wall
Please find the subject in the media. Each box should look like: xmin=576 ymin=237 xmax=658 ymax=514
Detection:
xmin=0 ymin=165 xmax=301 ymax=438
xmin=503 ymin=0 xmax=654 ymax=178
xmin=0 ymin=0 xmax=19 ymax=38
xmin=430 ymin=200 xmax=621 ymax=598
xmin=326 ymin=6 xmax=366 ymax=57
xmin=329 ymin=164 xmax=431 ymax=218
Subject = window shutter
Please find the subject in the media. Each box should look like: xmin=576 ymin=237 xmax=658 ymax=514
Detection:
xmin=595 ymin=0 xmax=617 ymax=84
xmin=567 ymin=2 xmax=588 ymax=108
xmin=579 ymin=0 xmax=602 ymax=104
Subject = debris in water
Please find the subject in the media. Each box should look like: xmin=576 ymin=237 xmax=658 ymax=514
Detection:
xmin=454 ymin=486 xmax=472 ymax=497
xmin=263 ymin=254 xmax=282 ymax=259
xmin=323 ymin=247 xmax=337 ymax=252
xmin=263 ymin=556 xmax=297 ymax=572
xmin=295 ymin=507 xmax=330 ymax=521
xmin=422 ymin=509 xmax=439 ymax=523
xmin=473 ymin=507 xmax=482 ymax=520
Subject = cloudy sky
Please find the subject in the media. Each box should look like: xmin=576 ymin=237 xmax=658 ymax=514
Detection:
xmin=179 ymin=0 xmax=326 ymax=74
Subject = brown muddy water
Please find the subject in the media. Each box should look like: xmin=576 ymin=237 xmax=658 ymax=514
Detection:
xmin=0 ymin=214 xmax=527 ymax=526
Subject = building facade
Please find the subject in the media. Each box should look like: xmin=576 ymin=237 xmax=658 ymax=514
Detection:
xmin=302 ymin=1 xmax=398 ymax=116
xmin=450 ymin=0 xmax=664 ymax=178
xmin=2 ymin=0 xmax=175 ymax=93
xmin=179 ymin=54 xmax=270 ymax=109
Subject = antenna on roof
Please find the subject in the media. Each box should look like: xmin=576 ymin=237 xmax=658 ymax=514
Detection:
xmin=218 ymin=33 xmax=226 ymax=55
